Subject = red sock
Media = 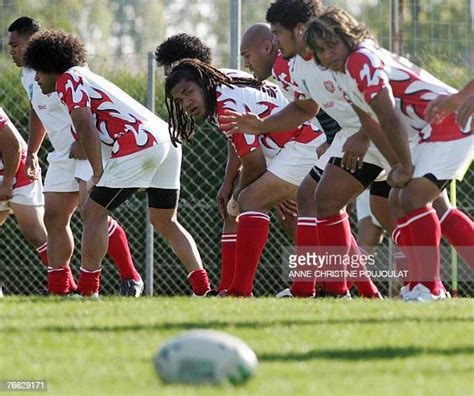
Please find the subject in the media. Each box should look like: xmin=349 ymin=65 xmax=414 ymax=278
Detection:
xmin=315 ymin=213 xmax=350 ymax=295
xmin=48 ymin=265 xmax=70 ymax=295
xmin=36 ymin=241 xmax=48 ymax=266
xmin=349 ymin=235 xmax=379 ymax=297
xmin=397 ymin=207 xmax=441 ymax=295
xmin=393 ymin=225 xmax=417 ymax=289
xmin=107 ymin=217 xmax=140 ymax=281
xmin=39 ymin=243 xmax=77 ymax=291
xmin=290 ymin=217 xmax=318 ymax=297
xmin=188 ymin=269 xmax=211 ymax=296
xmin=218 ymin=234 xmax=236 ymax=292
xmin=393 ymin=245 xmax=410 ymax=287
xmin=77 ymin=267 xmax=101 ymax=296
xmin=228 ymin=212 xmax=270 ymax=296
xmin=440 ymin=208 xmax=474 ymax=269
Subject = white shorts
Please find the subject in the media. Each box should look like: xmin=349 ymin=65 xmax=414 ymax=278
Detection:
xmin=356 ymin=189 xmax=382 ymax=227
xmin=0 ymin=178 xmax=44 ymax=211
xmin=44 ymin=158 xmax=80 ymax=192
xmin=97 ymin=142 xmax=181 ymax=189
xmin=267 ymin=134 xmax=325 ymax=186
xmin=74 ymin=145 xmax=113 ymax=183
xmin=412 ymin=136 xmax=474 ymax=181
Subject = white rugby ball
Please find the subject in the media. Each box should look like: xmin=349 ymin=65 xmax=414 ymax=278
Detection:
xmin=153 ymin=329 xmax=258 ymax=385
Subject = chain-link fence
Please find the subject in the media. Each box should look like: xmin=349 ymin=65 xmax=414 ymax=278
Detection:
xmin=0 ymin=0 xmax=472 ymax=297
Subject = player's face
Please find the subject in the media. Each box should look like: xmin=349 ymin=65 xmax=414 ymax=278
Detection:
xmin=240 ymin=40 xmax=273 ymax=82
xmin=270 ymin=22 xmax=297 ymax=60
xmin=35 ymin=71 xmax=59 ymax=94
xmin=310 ymin=40 xmax=349 ymax=72
xmin=8 ymin=31 xmax=29 ymax=67
xmin=170 ymin=79 xmax=207 ymax=120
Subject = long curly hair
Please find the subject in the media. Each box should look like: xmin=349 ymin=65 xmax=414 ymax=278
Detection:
xmin=304 ymin=6 xmax=375 ymax=66
xmin=23 ymin=29 xmax=86 ymax=74
xmin=165 ymin=59 xmax=262 ymax=147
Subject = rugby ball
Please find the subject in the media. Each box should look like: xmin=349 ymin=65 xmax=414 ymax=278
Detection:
xmin=153 ymin=329 xmax=258 ymax=385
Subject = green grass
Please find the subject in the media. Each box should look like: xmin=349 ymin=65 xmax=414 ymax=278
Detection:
xmin=1 ymin=297 xmax=473 ymax=396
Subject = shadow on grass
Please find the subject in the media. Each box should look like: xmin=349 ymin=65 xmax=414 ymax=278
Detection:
xmin=258 ymin=345 xmax=474 ymax=361
xmin=1 ymin=316 xmax=472 ymax=333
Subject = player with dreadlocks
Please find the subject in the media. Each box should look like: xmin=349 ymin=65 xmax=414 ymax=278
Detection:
xmin=166 ymin=59 xmax=324 ymax=297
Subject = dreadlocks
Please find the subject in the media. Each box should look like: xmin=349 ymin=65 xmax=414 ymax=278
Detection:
xmin=165 ymin=58 xmax=262 ymax=147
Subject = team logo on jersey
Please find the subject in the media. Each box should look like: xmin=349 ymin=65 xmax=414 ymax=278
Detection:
xmin=323 ymin=80 xmax=336 ymax=93
xmin=28 ymin=83 xmax=34 ymax=101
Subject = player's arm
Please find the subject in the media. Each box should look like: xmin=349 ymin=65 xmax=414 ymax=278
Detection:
xmin=25 ymin=108 xmax=46 ymax=180
xmin=368 ymin=88 xmax=412 ymax=172
xmin=69 ymin=107 xmax=103 ymax=183
xmin=0 ymin=123 xmax=22 ymax=200
xmin=219 ymin=98 xmax=319 ymax=135
xmin=351 ymin=105 xmax=399 ymax=168
xmin=217 ymin=141 xmax=242 ymax=218
xmin=425 ymin=79 xmax=474 ymax=124
xmin=233 ymin=148 xmax=266 ymax=198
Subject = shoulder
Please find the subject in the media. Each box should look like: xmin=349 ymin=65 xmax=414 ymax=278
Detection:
xmin=345 ymin=42 xmax=384 ymax=78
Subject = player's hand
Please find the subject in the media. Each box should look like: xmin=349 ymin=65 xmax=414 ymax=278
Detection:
xmin=424 ymin=94 xmax=459 ymax=124
xmin=218 ymin=109 xmax=265 ymax=136
xmin=341 ymin=132 xmax=369 ymax=173
xmin=87 ymin=174 xmax=101 ymax=192
xmin=25 ymin=153 xmax=40 ymax=180
xmin=316 ymin=141 xmax=330 ymax=158
xmin=387 ymin=163 xmax=413 ymax=188
xmin=457 ymin=94 xmax=474 ymax=132
xmin=216 ymin=181 xmax=234 ymax=219
xmin=276 ymin=199 xmax=298 ymax=221
xmin=69 ymin=141 xmax=87 ymax=159
xmin=0 ymin=181 xmax=13 ymax=201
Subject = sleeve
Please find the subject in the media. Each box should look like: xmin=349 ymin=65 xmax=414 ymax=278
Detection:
xmin=215 ymin=92 xmax=259 ymax=158
xmin=56 ymin=71 xmax=91 ymax=113
xmin=345 ymin=50 xmax=390 ymax=104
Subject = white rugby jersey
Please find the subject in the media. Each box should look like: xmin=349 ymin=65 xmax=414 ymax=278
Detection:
xmin=333 ymin=40 xmax=465 ymax=143
xmin=290 ymin=54 xmax=361 ymax=135
xmin=56 ymin=66 xmax=169 ymax=158
xmin=21 ymin=68 xmax=76 ymax=161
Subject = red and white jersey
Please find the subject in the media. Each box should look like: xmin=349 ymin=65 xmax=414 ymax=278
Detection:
xmin=334 ymin=40 xmax=468 ymax=142
xmin=291 ymin=54 xmax=360 ymax=135
xmin=272 ymin=52 xmax=324 ymax=131
xmin=0 ymin=108 xmax=33 ymax=188
xmin=56 ymin=66 xmax=169 ymax=158
xmin=21 ymin=68 xmax=76 ymax=161
xmin=271 ymin=52 xmax=299 ymax=102
xmin=215 ymin=82 xmax=322 ymax=159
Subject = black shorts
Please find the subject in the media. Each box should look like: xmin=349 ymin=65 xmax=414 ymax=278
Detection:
xmin=424 ymin=173 xmax=451 ymax=191
xmin=370 ymin=180 xmax=391 ymax=198
xmin=90 ymin=187 xmax=179 ymax=211
xmin=329 ymin=157 xmax=384 ymax=189
xmin=309 ymin=165 xmax=324 ymax=183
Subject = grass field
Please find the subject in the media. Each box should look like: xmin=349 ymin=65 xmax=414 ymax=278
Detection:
xmin=1 ymin=297 xmax=473 ymax=396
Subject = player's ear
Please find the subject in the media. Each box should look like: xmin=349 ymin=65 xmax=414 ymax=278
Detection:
xmin=263 ymin=39 xmax=273 ymax=55
xmin=295 ymin=22 xmax=306 ymax=37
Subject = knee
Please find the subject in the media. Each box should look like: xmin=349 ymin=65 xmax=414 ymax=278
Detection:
xmin=399 ymin=189 xmax=425 ymax=214
xmin=151 ymin=214 xmax=178 ymax=238
xmin=44 ymin=208 xmax=70 ymax=231
xmin=314 ymin=187 xmax=341 ymax=216
xmin=388 ymin=192 xmax=405 ymax=219
xmin=237 ymin=187 xmax=258 ymax=212
xmin=80 ymin=201 xmax=107 ymax=225
xmin=22 ymin=226 xmax=47 ymax=248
